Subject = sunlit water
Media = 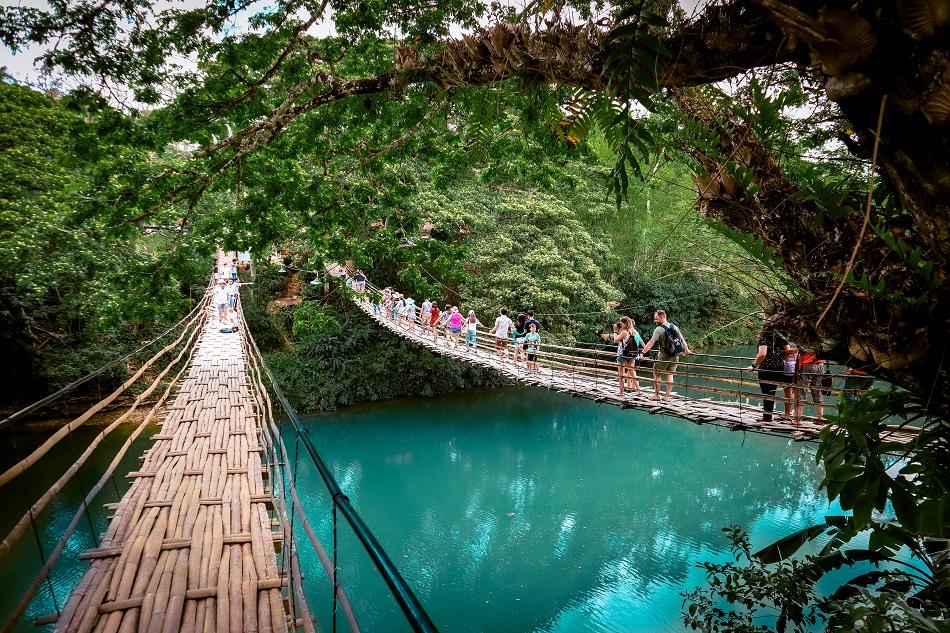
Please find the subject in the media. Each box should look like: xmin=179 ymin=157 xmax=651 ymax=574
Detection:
xmin=290 ymin=386 xmax=841 ymax=633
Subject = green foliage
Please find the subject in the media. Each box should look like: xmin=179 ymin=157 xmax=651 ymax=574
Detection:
xmin=684 ymin=388 xmax=950 ymax=632
xmin=683 ymin=521 xmax=949 ymax=633
xmin=0 ymin=82 xmax=210 ymax=398
xmin=416 ymin=185 xmax=619 ymax=334
xmin=600 ymin=1 xmax=669 ymax=205
xmin=683 ymin=526 xmax=824 ymax=633
xmin=240 ymin=300 xmax=286 ymax=353
xmin=818 ymin=389 xmax=948 ymax=539
xmin=291 ymin=302 xmax=340 ymax=341
xmin=260 ymin=298 xmax=507 ymax=411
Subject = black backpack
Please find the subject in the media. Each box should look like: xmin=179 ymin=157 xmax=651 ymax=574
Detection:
xmin=622 ymin=330 xmax=643 ymax=357
xmin=660 ymin=323 xmax=686 ymax=356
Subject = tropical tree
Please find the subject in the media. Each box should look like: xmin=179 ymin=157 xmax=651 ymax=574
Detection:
xmin=1 ymin=0 xmax=944 ymax=412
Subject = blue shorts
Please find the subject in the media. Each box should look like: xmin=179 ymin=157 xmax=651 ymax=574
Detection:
xmin=450 ymin=327 xmax=462 ymax=334
xmin=617 ymin=356 xmax=635 ymax=364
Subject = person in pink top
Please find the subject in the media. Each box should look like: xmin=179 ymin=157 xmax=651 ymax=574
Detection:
xmin=447 ymin=307 xmax=464 ymax=348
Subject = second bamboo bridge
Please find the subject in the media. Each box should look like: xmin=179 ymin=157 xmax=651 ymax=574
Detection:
xmin=342 ymin=267 xmax=918 ymax=446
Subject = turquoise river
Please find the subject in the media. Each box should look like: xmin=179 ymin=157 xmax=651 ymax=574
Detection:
xmin=0 ymin=385 xmax=847 ymax=632
xmin=289 ymin=386 xmax=842 ymax=633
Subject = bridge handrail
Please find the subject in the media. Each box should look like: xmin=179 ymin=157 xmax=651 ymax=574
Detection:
xmin=345 ymin=270 xmax=911 ymax=436
xmin=0 ymin=306 xmax=208 ymax=633
xmin=0 ymin=291 xmax=212 ymax=490
xmin=0 ymin=281 xmax=213 ymax=432
xmin=0 ymin=313 xmax=206 ymax=563
xmin=345 ymin=267 xmax=854 ymax=376
xmin=243 ymin=313 xmax=439 ymax=633
xmin=348 ymin=288 xmax=846 ymax=416
xmin=239 ymin=305 xmax=356 ymax=633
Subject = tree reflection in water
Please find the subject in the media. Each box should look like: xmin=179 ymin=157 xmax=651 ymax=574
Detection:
xmin=295 ymin=386 xmax=829 ymax=633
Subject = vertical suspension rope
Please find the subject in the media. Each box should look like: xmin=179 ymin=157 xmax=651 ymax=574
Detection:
xmin=66 ymin=432 xmax=100 ymax=549
xmin=27 ymin=508 xmax=60 ymax=616
xmin=286 ymin=432 xmax=302 ymax=627
xmin=332 ymin=502 xmax=339 ymax=633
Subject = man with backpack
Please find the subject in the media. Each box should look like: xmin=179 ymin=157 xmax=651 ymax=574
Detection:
xmin=638 ymin=310 xmax=691 ymax=401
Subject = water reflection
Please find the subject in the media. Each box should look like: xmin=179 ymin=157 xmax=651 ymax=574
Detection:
xmin=294 ymin=386 xmax=831 ymax=633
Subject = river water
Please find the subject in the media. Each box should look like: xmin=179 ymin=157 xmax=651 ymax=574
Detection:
xmin=291 ymin=386 xmax=839 ymax=633
xmin=0 ymin=378 xmax=843 ymax=632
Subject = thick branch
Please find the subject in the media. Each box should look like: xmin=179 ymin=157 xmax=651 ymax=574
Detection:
xmin=199 ymin=1 xmax=805 ymax=165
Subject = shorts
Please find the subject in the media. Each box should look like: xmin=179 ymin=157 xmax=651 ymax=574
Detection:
xmin=515 ymin=337 xmax=526 ymax=347
xmin=616 ymin=356 xmax=635 ymax=364
xmin=527 ymin=353 xmax=537 ymax=362
xmin=217 ymin=302 xmax=229 ymax=313
xmin=495 ymin=338 xmax=509 ymax=349
xmin=653 ymin=352 xmax=679 ymax=374
xmin=797 ymin=363 xmax=825 ymax=403
xmin=450 ymin=327 xmax=462 ymax=334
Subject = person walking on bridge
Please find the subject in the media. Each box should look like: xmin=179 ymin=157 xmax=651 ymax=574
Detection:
xmin=638 ymin=310 xmax=691 ymax=401
xmin=748 ymin=319 xmax=794 ymax=422
xmin=213 ymin=280 xmax=230 ymax=322
xmin=404 ymin=298 xmax=418 ymax=332
xmin=490 ymin=308 xmax=514 ymax=362
xmin=447 ymin=307 xmax=463 ymax=348
xmin=463 ymin=310 xmax=482 ymax=353
xmin=613 ymin=316 xmax=643 ymax=395
xmin=429 ymin=302 xmax=441 ymax=342
xmin=525 ymin=323 xmax=541 ymax=373
xmin=512 ymin=313 xmax=528 ymax=366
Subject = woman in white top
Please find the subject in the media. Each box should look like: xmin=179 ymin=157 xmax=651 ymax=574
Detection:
xmin=464 ymin=310 xmax=482 ymax=353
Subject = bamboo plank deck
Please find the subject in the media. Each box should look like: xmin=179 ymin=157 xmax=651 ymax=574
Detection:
xmin=355 ymin=299 xmax=918 ymax=444
xmin=55 ymin=308 xmax=290 ymax=633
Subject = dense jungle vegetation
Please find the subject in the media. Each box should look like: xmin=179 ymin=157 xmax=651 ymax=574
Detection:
xmin=1 ymin=0 xmax=947 ymax=630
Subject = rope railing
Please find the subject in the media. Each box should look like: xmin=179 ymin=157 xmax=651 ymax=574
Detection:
xmin=0 ymin=313 xmax=206 ymax=563
xmin=0 ymin=304 xmax=208 ymax=633
xmin=241 ymin=328 xmax=317 ymax=633
xmin=0 ymin=294 xmax=212 ymax=490
xmin=0 ymin=281 xmax=213 ymax=433
xmin=240 ymin=298 xmax=439 ymax=633
xmin=239 ymin=303 xmax=359 ymax=633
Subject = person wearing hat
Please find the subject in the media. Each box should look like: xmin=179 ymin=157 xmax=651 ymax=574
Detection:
xmin=391 ymin=293 xmax=404 ymax=322
xmin=213 ymin=280 xmax=229 ymax=321
xmin=403 ymin=297 xmax=417 ymax=332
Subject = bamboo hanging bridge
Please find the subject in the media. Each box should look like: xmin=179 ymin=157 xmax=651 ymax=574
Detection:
xmin=342 ymin=266 xmax=919 ymax=446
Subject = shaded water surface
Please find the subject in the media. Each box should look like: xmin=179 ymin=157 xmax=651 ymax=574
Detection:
xmin=292 ymin=386 xmax=833 ymax=633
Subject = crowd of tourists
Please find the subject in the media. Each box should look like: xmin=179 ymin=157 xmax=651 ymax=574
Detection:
xmin=212 ymin=257 xmax=245 ymax=333
xmin=374 ymin=287 xmax=546 ymax=374
xmin=367 ymin=279 xmax=695 ymax=399
xmin=340 ymin=265 xmax=876 ymax=419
